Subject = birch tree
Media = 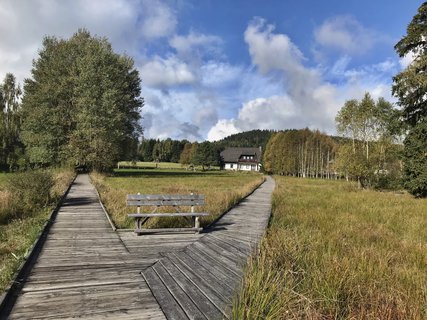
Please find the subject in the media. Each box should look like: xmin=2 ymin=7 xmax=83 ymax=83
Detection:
xmin=335 ymin=93 xmax=397 ymax=188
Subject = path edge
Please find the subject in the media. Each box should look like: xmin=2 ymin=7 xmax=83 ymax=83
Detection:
xmin=0 ymin=173 xmax=77 ymax=319
xmin=205 ymin=174 xmax=267 ymax=231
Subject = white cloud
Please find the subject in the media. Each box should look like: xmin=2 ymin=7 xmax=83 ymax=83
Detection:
xmin=399 ymin=51 xmax=416 ymax=69
xmin=142 ymin=86 xmax=221 ymax=141
xmin=140 ymin=0 xmax=176 ymax=39
xmin=140 ymin=56 xmax=195 ymax=88
xmin=0 ymin=0 xmax=158 ymax=84
xmin=244 ymin=17 xmax=305 ymax=74
xmin=208 ymin=18 xmax=397 ymax=141
xmin=207 ymin=119 xmax=240 ymax=141
xmin=208 ymin=95 xmax=301 ymax=141
xmin=314 ymin=15 xmax=383 ymax=55
xmin=170 ymin=31 xmax=222 ymax=58
xmin=200 ymin=61 xmax=242 ymax=88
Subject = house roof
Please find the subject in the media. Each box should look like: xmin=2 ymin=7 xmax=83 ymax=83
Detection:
xmin=220 ymin=147 xmax=262 ymax=163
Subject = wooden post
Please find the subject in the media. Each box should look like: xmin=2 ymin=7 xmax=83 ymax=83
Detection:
xmin=191 ymin=193 xmax=200 ymax=231
xmin=136 ymin=192 xmax=141 ymax=230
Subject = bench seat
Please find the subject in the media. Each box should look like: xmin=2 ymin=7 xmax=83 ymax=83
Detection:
xmin=126 ymin=193 xmax=208 ymax=234
xmin=128 ymin=212 xmax=209 ymax=218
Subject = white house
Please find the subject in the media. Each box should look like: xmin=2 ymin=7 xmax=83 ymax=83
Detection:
xmin=220 ymin=147 xmax=262 ymax=171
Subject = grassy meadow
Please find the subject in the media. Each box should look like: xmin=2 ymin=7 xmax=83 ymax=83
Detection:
xmin=91 ymin=168 xmax=264 ymax=229
xmin=233 ymin=176 xmax=427 ymax=320
xmin=117 ymin=161 xmax=220 ymax=170
xmin=0 ymin=169 xmax=75 ymax=293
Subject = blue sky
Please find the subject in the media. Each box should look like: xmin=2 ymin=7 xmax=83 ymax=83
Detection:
xmin=0 ymin=0 xmax=421 ymax=141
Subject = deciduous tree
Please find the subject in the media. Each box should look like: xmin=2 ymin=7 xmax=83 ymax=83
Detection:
xmin=21 ymin=29 xmax=142 ymax=171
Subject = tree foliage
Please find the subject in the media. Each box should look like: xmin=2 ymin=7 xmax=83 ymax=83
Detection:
xmin=21 ymin=29 xmax=142 ymax=171
xmin=263 ymin=129 xmax=336 ymax=178
xmin=215 ymin=129 xmax=273 ymax=150
xmin=335 ymin=93 xmax=400 ymax=188
xmin=393 ymin=2 xmax=427 ymax=196
xmin=0 ymin=73 xmax=24 ymax=170
xmin=190 ymin=141 xmax=220 ymax=169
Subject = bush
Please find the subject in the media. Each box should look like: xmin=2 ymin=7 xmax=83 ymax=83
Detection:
xmin=6 ymin=171 xmax=54 ymax=214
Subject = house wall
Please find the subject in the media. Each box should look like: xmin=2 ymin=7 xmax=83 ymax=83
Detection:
xmin=224 ymin=162 xmax=260 ymax=171
xmin=224 ymin=163 xmax=237 ymax=170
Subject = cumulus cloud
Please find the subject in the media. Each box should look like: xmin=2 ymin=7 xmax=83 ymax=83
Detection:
xmin=169 ymin=31 xmax=222 ymax=59
xmin=139 ymin=0 xmax=176 ymax=39
xmin=244 ymin=17 xmax=305 ymax=74
xmin=314 ymin=15 xmax=383 ymax=55
xmin=208 ymin=18 xmax=396 ymax=141
xmin=140 ymin=56 xmax=195 ymax=88
xmin=0 ymin=0 xmax=165 ymax=83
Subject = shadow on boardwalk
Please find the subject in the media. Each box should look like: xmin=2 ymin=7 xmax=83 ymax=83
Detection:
xmin=1 ymin=174 xmax=275 ymax=320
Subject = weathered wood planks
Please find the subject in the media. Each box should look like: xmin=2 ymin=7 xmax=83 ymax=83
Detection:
xmin=141 ymin=176 xmax=275 ymax=320
xmin=2 ymin=174 xmax=202 ymax=320
xmin=2 ymin=174 xmax=275 ymax=320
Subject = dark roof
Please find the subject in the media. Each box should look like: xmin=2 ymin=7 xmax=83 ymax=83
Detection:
xmin=220 ymin=147 xmax=262 ymax=163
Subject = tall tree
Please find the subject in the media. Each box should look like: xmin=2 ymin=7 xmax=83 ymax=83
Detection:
xmin=335 ymin=93 xmax=398 ymax=188
xmin=392 ymin=2 xmax=427 ymax=197
xmin=0 ymin=73 xmax=23 ymax=170
xmin=191 ymin=141 xmax=219 ymax=170
xmin=263 ymin=129 xmax=336 ymax=178
xmin=21 ymin=30 xmax=142 ymax=171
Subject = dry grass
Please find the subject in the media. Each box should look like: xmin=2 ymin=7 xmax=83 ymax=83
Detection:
xmin=0 ymin=169 xmax=75 ymax=293
xmin=233 ymin=176 xmax=427 ymax=320
xmin=91 ymin=169 xmax=264 ymax=229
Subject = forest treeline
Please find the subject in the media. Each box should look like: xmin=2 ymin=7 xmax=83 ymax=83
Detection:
xmin=137 ymin=129 xmax=273 ymax=168
xmin=263 ymin=129 xmax=336 ymax=179
xmin=262 ymin=93 xmax=403 ymax=190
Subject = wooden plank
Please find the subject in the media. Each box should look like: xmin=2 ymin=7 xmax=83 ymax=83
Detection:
xmin=143 ymin=266 xmax=192 ymax=320
xmin=128 ymin=212 xmax=209 ymax=218
xmin=127 ymin=200 xmax=205 ymax=206
xmin=127 ymin=194 xmax=205 ymax=200
xmin=184 ymin=245 xmax=240 ymax=279
xmin=158 ymin=258 xmax=223 ymax=319
xmin=135 ymin=228 xmax=202 ymax=234
xmin=166 ymin=253 xmax=230 ymax=315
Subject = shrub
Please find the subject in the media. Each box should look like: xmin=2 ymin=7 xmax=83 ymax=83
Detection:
xmin=6 ymin=171 xmax=54 ymax=215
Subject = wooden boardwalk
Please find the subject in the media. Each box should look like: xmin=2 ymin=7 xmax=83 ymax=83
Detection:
xmin=2 ymin=174 xmax=274 ymax=319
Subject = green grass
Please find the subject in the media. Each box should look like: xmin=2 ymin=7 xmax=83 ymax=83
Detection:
xmin=0 ymin=169 xmax=75 ymax=293
xmin=233 ymin=177 xmax=427 ymax=320
xmin=0 ymin=173 xmax=9 ymax=185
xmin=91 ymin=168 xmax=264 ymax=229
xmin=117 ymin=161 xmax=220 ymax=170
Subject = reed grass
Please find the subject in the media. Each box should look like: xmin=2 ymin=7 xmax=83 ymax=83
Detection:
xmin=0 ymin=169 xmax=75 ymax=293
xmin=233 ymin=176 xmax=427 ymax=319
xmin=91 ymin=169 xmax=264 ymax=229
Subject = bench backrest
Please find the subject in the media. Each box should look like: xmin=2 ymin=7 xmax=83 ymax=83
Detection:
xmin=127 ymin=194 xmax=205 ymax=207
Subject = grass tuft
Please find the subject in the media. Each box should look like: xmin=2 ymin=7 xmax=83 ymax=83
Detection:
xmin=91 ymin=169 xmax=264 ymax=229
xmin=0 ymin=169 xmax=75 ymax=293
xmin=233 ymin=177 xmax=427 ymax=319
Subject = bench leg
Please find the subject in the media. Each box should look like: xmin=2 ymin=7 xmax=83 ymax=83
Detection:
xmin=194 ymin=216 xmax=200 ymax=231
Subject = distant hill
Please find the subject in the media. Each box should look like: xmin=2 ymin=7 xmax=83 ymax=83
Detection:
xmin=214 ymin=129 xmax=275 ymax=151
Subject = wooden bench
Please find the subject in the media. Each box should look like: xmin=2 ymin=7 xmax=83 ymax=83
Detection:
xmin=127 ymin=194 xmax=209 ymax=234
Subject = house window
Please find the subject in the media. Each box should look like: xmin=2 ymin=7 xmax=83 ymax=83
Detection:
xmin=230 ymin=164 xmax=233 ymax=168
